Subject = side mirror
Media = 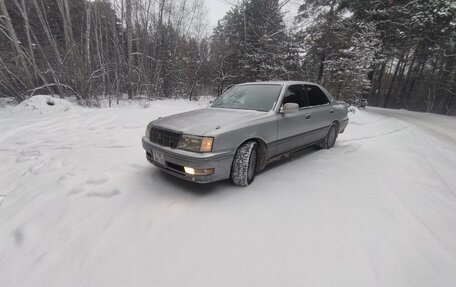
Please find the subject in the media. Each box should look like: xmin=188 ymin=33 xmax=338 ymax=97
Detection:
xmin=282 ymin=103 xmax=299 ymax=114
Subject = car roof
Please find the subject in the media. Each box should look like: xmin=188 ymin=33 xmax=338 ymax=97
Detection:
xmin=235 ymin=81 xmax=335 ymax=103
xmin=237 ymin=81 xmax=319 ymax=86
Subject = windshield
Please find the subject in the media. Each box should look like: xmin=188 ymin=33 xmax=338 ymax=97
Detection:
xmin=211 ymin=84 xmax=282 ymax=112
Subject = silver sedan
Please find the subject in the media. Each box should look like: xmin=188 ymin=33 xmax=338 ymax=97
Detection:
xmin=142 ymin=81 xmax=349 ymax=186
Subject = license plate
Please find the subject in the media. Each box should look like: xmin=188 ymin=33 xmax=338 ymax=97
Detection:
xmin=152 ymin=150 xmax=166 ymax=166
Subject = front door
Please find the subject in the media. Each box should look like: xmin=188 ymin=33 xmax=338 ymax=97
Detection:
xmin=276 ymin=85 xmax=315 ymax=155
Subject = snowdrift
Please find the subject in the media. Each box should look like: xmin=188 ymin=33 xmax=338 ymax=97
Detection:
xmin=16 ymin=95 xmax=75 ymax=114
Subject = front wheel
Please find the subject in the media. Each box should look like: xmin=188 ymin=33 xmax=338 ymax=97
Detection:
xmin=230 ymin=141 xmax=257 ymax=186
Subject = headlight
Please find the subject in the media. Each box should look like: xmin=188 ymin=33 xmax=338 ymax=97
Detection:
xmin=178 ymin=135 xmax=214 ymax=152
xmin=145 ymin=123 xmax=152 ymax=137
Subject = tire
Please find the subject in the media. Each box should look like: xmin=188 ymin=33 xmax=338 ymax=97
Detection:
xmin=319 ymin=123 xmax=338 ymax=149
xmin=230 ymin=141 xmax=257 ymax=186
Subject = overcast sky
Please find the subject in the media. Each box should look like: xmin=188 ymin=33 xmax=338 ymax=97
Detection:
xmin=204 ymin=0 xmax=232 ymax=28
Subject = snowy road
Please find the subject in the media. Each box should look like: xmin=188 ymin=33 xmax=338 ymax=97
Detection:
xmin=1 ymin=99 xmax=456 ymax=287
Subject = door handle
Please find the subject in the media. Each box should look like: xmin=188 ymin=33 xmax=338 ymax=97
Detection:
xmin=330 ymin=109 xmax=334 ymax=113
xmin=305 ymin=114 xmax=311 ymax=119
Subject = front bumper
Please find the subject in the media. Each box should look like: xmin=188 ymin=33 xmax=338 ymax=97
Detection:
xmin=142 ymin=136 xmax=234 ymax=183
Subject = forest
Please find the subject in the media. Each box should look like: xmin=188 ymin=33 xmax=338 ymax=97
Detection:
xmin=0 ymin=0 xmax=455 ymax=114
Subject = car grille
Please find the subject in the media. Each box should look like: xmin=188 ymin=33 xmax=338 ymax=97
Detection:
xmin=150 ymin=128 xmax=181 ymax=148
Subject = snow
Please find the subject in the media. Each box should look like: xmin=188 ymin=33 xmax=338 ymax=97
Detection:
xmin=348 ymin=105 xmax=360 ymax=114
xmin=1 ymin=99 xmax=456 ymax=287
xmin=14 ymin=95 xmax=76 ymax=114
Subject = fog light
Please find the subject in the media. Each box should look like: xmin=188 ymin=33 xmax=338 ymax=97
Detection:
xmin=184 ymin=167 xmax=214 ymax=176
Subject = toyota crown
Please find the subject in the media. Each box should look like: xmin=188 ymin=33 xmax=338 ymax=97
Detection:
xmin=142 ymin=81 xmax=349 ymax=186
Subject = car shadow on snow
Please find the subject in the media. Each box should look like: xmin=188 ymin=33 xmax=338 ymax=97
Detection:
xmin=150 ymin=169 xmax=234 ymax=195
xmin=148 ymin=146 xmax=320 ymax=193
xmin=259 ymin=146 xmax=319 ymax=175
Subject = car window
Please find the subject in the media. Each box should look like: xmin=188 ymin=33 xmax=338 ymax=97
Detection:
xmin=282 ymin=85 xmax=309 ymax=108
xmin=211 ymin=84 xmax=282 ymax=112
xmin=305 ymin=85 xmax=329 ymax=106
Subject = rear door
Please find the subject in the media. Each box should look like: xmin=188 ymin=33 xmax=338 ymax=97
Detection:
xmin=276 ymin=85 xmax=314 ymax=154
xmin=304 ymin=85 xmax=334 ymax=142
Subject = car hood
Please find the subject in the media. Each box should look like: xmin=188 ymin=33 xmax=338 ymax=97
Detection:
xmin=151 ymin=107 xmax=268 ymax=135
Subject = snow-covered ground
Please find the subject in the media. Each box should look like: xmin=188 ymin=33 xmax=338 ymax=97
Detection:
xmin=1 ymin=97 xmax=456 ymax=287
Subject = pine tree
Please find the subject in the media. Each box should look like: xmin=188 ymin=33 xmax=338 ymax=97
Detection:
xmin=209 ymin=0 xmax=290 ymax=90
xmin=343 ymin=0 xmax=456 ymax=111
xmin=296 ymin=0 xmax=382 ymax=102
xmin=240 ymin=0 xmax=288 ymax=81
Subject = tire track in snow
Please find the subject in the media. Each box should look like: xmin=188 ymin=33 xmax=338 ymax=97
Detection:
xmin=339 ymin=125 xmax=409 ymax=143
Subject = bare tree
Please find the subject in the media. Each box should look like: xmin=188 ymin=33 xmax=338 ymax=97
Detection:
xmin=126 ymin=0 xmax=134 ymax=99
xmin=0 ymin=0 xmax=33 ymax=90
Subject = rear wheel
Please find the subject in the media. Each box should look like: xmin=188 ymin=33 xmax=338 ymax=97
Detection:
xmin=230 ymin=141 xmax=257 ymax=186
xmin=319 ymin=123 xmax=338 ymax=149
